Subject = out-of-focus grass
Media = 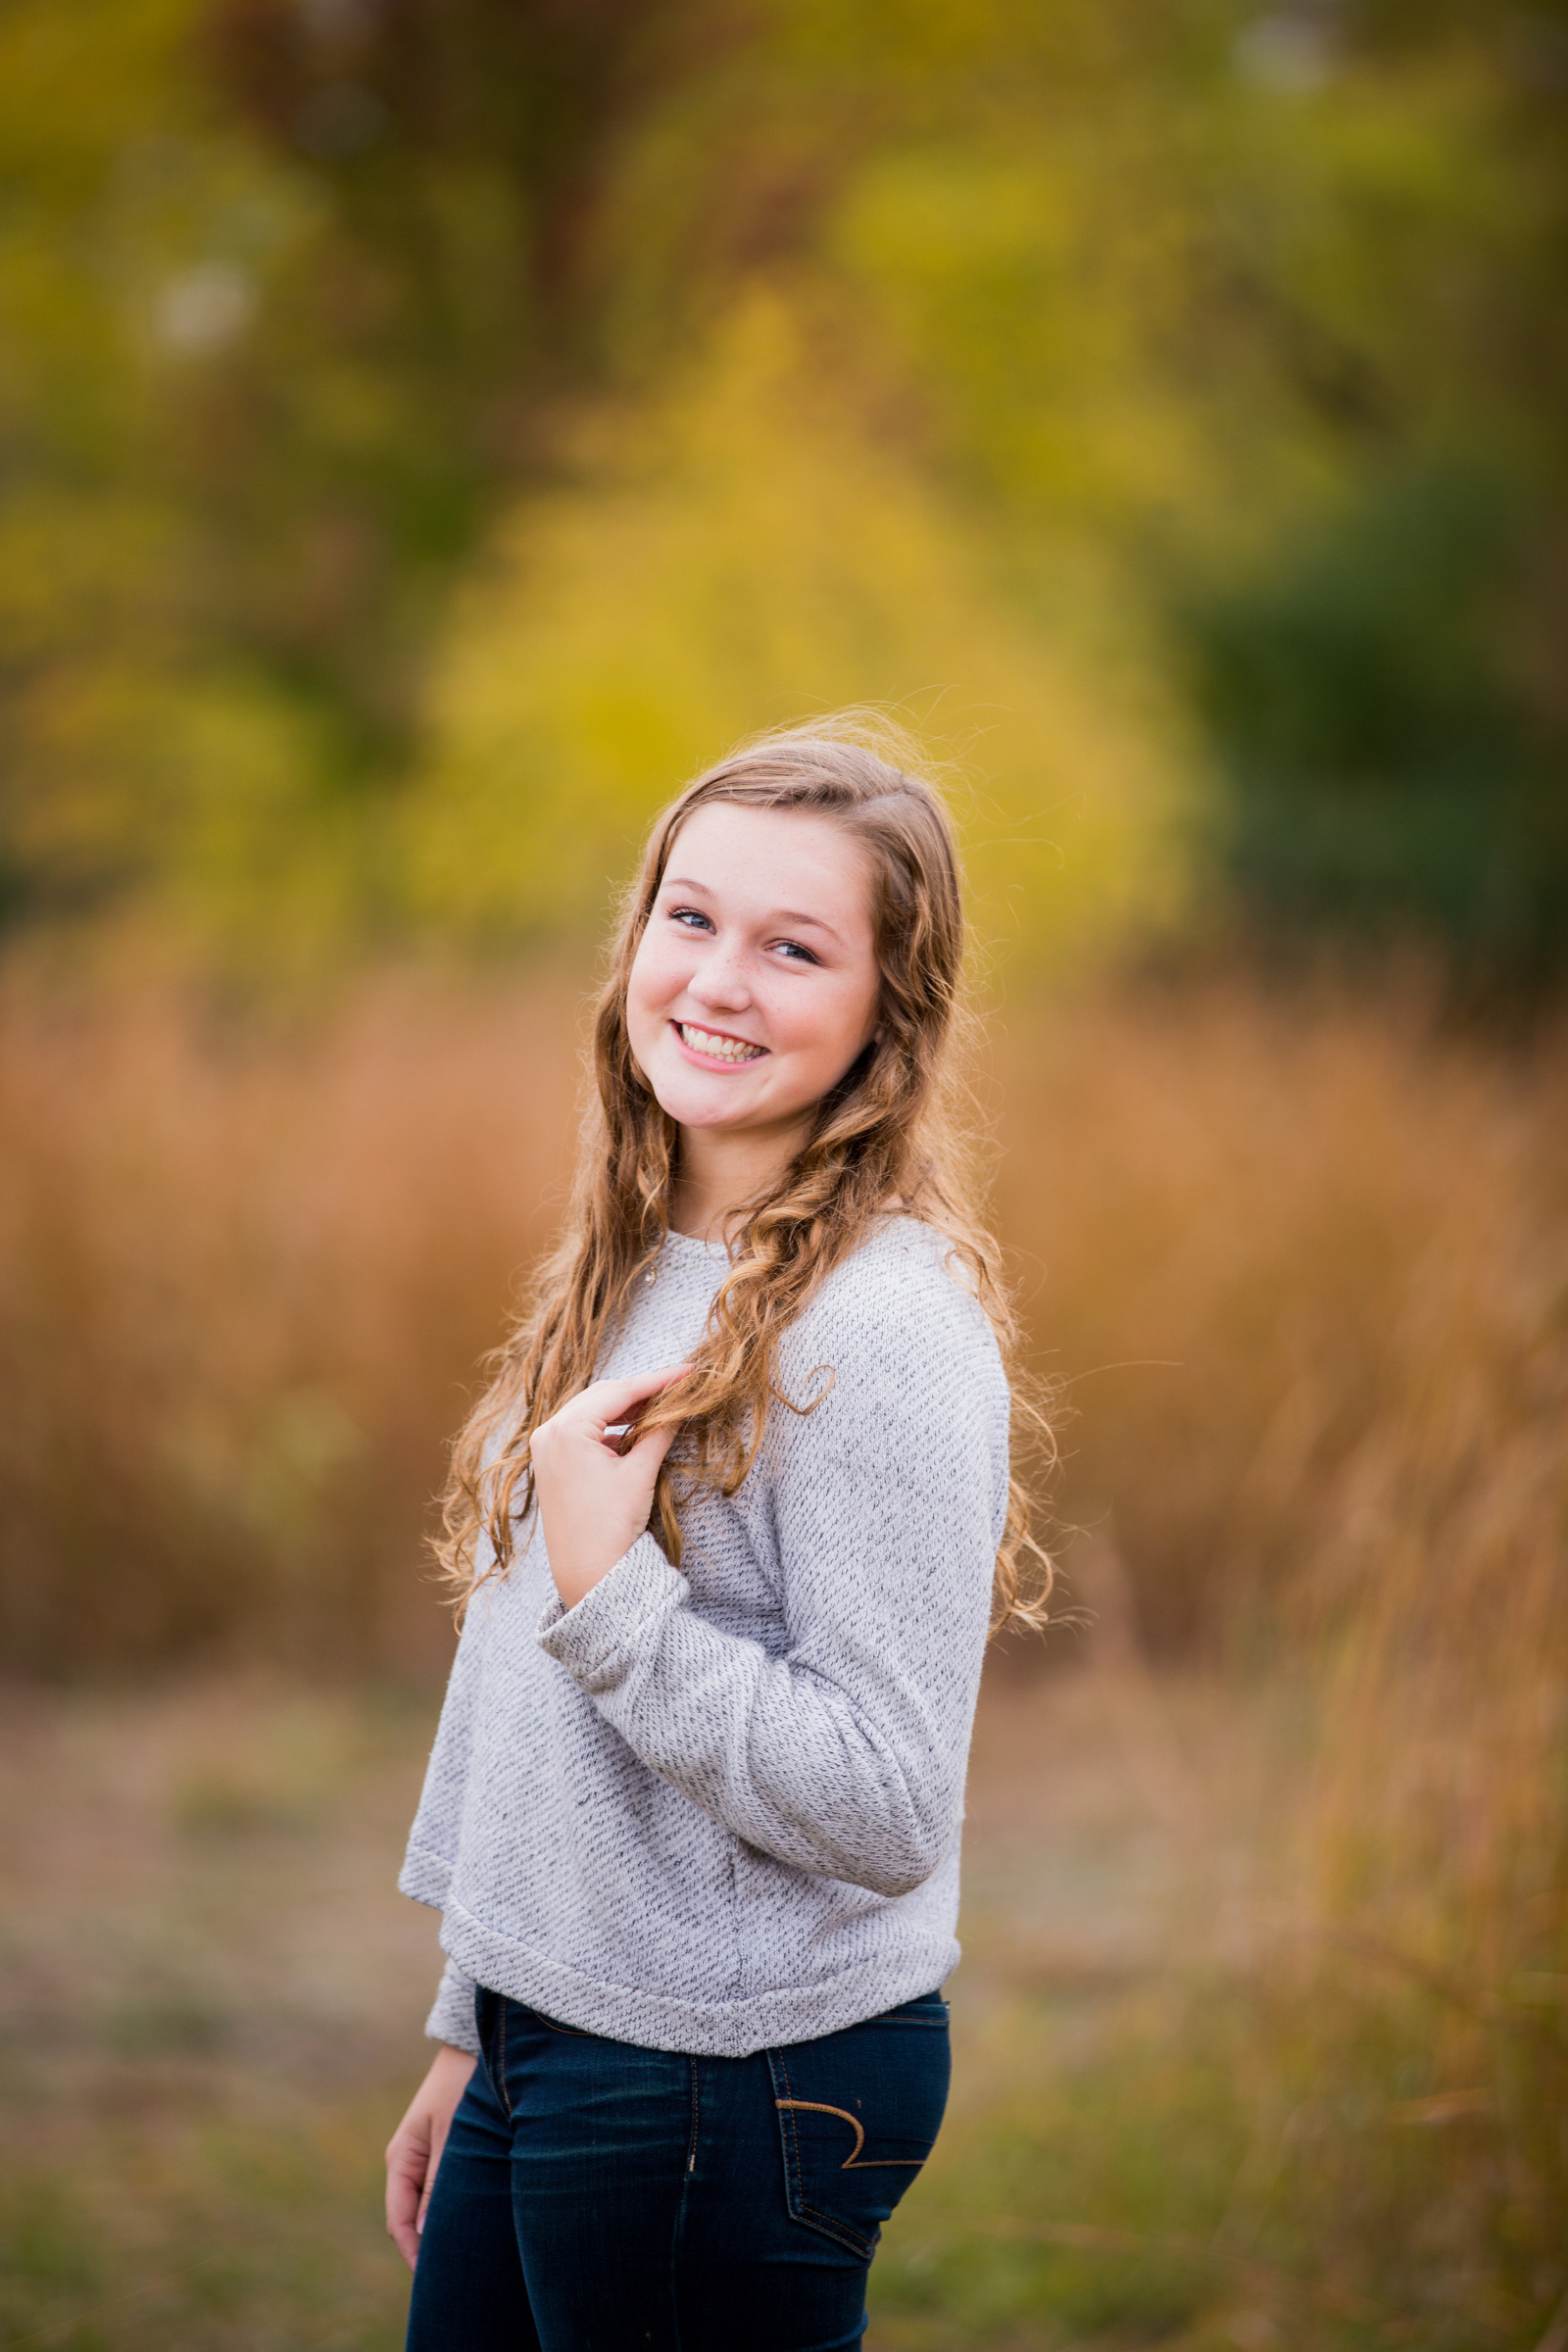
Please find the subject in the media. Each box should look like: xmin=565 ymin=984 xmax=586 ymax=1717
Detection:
xmin=0 ymin=965 xmax=582 ymax=1678
xmin=877 ymin=1658 xmax=1566 ymax=2351
xmin=5 ymin=1664 xmax=1553 ymax=2350
xmin=5 ymin=964 xmax=1563 ymax=1682
xmin=0 ymin=1669 xmax=1283 ymax=2352
xmin=0 ymin=1682 xmax=435 ymax=2351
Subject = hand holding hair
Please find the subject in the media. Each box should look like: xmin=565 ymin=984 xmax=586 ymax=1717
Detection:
xmin=529 ymin=1363 xmax=689 ymax=1611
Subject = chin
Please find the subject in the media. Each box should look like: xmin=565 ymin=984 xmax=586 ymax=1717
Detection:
xmin=651 ymin=1077 xmax=753 ymax=1130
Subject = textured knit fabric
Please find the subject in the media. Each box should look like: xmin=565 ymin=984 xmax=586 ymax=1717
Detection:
xmin=400 ymin=1216 xmax=1009 ymax=2060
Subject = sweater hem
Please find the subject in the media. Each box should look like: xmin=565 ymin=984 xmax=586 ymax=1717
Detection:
xmin=400 ymin=1843 xmax=454 ymax=1910
xmin=433 ymin=1891 xmax=959 ymax=2058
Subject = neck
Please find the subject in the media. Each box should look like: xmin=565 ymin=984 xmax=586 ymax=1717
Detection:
xmin=669 ymin=1118 xmax=810 ymax=1244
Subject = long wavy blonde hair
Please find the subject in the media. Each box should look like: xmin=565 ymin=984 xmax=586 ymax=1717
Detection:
xmin=437 ymin=714 xmax=1054 ymax=1633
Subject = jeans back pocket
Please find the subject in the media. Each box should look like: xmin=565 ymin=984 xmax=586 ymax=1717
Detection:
xmin=766 ymin=1996 xmax=951 ymax=2259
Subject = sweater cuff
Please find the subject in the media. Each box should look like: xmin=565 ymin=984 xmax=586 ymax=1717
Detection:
xmin=424 ymin=1956 xmax=481 ymax=2055
xmin=536 ymin=1532 xmax=687 ymax=1690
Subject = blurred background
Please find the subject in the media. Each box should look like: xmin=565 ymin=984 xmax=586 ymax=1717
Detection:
xmin=1 ymin=1 xmax=1565 ymax=2345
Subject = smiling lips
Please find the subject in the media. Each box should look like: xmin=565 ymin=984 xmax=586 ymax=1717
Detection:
xmin=674 ymin=1019 xmax=768 ymax=1064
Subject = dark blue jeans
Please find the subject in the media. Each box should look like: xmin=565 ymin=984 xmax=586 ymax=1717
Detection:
xmin=405 ymin=1985 xmax=951 ymax=2352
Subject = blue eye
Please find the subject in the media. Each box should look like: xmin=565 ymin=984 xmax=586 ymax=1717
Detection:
xmin=668 ymin=906 xmax=713 ymax=932
xmin=774 ymin=939 xmax=818 ymax=963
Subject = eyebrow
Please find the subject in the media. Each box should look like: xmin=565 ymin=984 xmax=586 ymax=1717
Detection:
xmin=662 ymin=876 xmax=848 ymax=950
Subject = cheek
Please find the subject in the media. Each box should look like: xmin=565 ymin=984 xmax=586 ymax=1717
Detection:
xmin=825 ymin=958 xmax=882 ymax=1049
xmin=772 ymin=977 xmax=879 ymax=1075
xmin=626 ymin=933 xmax=676 ymax=1025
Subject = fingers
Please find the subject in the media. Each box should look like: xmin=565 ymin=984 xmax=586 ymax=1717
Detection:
xmin=411 ymin=2114 xmax=449 ymax=2250
xmin=385 ymin=2130 xmax=427 ymax=2273
xmin=597 ymin=1416 xmax=680 ymax=1470
xmin=385 ymin=2048 xmax=473 ymax=2273
xmin=575 ymin=1363 xmax=691 ymax=1430
xmin=417 ymin=2111 xmax=451 ymax=2239
xmin=627 ymin=1418 xmax=678 ymax=1466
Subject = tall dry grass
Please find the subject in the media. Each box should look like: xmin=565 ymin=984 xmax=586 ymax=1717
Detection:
xmin=7 ymin=965 xmax=1562 ymax=1677
xmin=986 ymin=984 xmax=1568 ymax=2333
xmin=0 ymin=966 xmax=580 ymax=1677
xmin=998 ymin=986 xmax=1567 ymax=1641
xmin=0 ymin=960 xmax=1563 ymax=2328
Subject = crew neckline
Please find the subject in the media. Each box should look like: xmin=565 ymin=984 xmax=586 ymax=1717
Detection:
xmin=659 ymin=1226 xmax=732 ymax=1262
xmin=659 ymin=1211 xmax=932 ymax=1265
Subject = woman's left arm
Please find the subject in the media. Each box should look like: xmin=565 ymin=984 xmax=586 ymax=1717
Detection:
xmin=534 ymin=1280 xmax=1007 ymax=1896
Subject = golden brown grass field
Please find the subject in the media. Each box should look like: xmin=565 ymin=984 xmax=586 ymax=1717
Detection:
xmin=2 ymin=967 xmax=1565 ymax=2349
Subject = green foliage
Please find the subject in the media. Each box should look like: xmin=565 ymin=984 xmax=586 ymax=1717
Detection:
xmin=404 ymin=292 xmax=1192 ymax=964
xmin=1190 ymin=465 xmax=1568 ymax=985
xmin=0 ymin=0 xmax=1562 ymax=974
xmin=0 ymin=0 xmax=667 ymax=945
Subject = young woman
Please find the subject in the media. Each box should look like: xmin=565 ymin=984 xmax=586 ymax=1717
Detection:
xmin=385 ymin=718 xmax=1048 ymax=2352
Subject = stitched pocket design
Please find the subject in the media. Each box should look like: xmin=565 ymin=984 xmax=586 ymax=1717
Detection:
xmin=529 ymin=2008 xmax=597 ymax=2038
xmin=767 ymin=2006 xmax=951 ymax=2258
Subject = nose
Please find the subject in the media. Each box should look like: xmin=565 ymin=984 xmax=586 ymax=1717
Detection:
xmin=687 ymin=938 xmax=752 ymax=1014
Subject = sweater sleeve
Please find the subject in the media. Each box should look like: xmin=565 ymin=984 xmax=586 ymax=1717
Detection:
xmin=536 ymin=1249 xmax=1006 ymax=1897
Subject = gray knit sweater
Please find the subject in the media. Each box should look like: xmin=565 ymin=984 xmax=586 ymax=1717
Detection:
xmin=400 ymin=1216 xmax=1009 ymax=2060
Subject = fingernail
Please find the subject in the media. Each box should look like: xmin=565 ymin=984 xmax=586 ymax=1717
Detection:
xmin=416 ymin=2216 xmax=424 ymax=2234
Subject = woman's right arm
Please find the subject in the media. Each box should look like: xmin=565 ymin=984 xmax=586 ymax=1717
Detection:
xmin=384 ymin=2043 xmax=476 ymax=2271
xmin=536 ymin=1264 xmax=1008 ymax=1895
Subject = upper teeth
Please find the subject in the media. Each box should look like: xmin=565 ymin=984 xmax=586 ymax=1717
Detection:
xmin=680 ymin=1023 xmax=764 ymax=1062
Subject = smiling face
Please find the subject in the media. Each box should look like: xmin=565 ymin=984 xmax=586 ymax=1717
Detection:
xmin=624 ymin=800 xmax=883 ymax=1149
